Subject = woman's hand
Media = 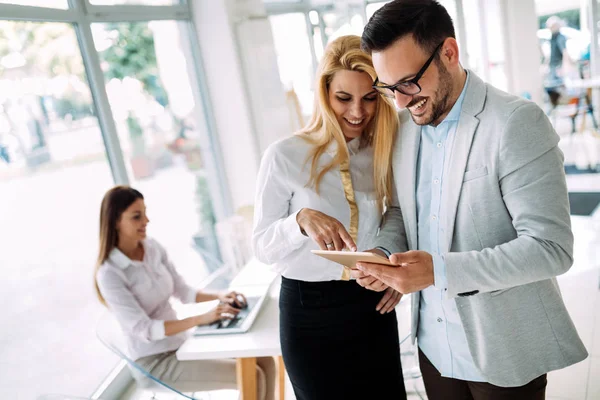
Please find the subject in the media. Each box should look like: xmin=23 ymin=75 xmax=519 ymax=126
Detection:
xmin=196 ymin=302 xmax=241 ymax=326
xmin=296 ymin=208 xmax=357 ymax=251
xmin=218 ymin=291 xmax=247 ymax=309
xmin=351 ymin=248 xmax=389 ymax=292
xmin=376 ymin=287 xmax=402 ymax=314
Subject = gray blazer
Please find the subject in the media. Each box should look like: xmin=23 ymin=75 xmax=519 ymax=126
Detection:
xmin=377 ymin=72 xmax=588 ymax=387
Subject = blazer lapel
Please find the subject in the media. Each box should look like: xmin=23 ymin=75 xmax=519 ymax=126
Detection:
xmin=395 ymin=111 xmax=420 ymax=250
xmin=442 ymin=71 xmax=487 ymax=252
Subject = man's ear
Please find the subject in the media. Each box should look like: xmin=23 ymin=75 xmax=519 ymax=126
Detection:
xmin=442 ymin=37 xmax=460 ymax=66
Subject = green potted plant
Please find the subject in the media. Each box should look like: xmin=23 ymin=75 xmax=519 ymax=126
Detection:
xmin=192 ymin=173 xmax=222 ymax=272
xmin=127 ymin=111 xmax=153 ymax=179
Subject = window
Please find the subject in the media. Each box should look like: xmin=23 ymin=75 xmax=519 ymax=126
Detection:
xmin=93 ymin=20 xmax=222 ymax=274
xmin=0 ymin=0 xmax=68 ymax=8
xmin=366 ymin=1 xmax=389 ymax=20
xmin=89 ymin=0 xmax=181 ymax=5
xmin=267 ymin=4 xmax=366 ymax=118
xmin=269 ymin=13 xmax=315 ymax=117
xmin=0 ymin=20 xmax=116 ymax=398
xmin=321 ymin=7 xmax=364 ymax=43
xmin=0 ymin=1 xmax=227 ymax=398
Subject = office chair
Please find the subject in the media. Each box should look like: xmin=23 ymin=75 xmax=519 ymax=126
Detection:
xmin=95 ymin=311 xmax=202 ymax=400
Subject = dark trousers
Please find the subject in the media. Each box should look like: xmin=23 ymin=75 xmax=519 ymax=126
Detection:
xmin=419 ymin=348 xmax=547 ymax=400
xmin=280 ymin=277 xmax=407 ymax=400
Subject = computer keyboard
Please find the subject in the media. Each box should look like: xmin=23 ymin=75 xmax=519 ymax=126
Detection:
xmin=217 ymin=297 xmax=259 ymax=329
xmin=194 ymin=295 xmax=263 ymax=335
xmin=220 ymin=316 xmax=242 ymax=329
xmin=203 ymin=297 xmax=258 ymax=329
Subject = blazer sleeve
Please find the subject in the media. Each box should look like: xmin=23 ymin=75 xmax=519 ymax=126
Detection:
xmin=444 ymin=102 xmax=574 ymax=298
xmin=374 ymin=177 xmax=409 ymax=254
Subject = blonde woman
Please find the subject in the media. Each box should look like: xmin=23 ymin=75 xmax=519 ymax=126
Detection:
xmin=95 ymin=186 xmax=276 ymax=399
xmin=253 ymin=36 xmax=407 ymax=400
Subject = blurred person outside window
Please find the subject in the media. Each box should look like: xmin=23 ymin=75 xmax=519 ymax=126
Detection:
xmin=546 ymin=16 xmax=571 ymax=85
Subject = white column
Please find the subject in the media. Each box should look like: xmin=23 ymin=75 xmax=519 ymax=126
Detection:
xmin=499 ymin=0 xmax=543 ymax=104
xmin=189 ymin=0 xmax=289 ymax=211
xmin=476 ymin=0 xmax=491 ymax=82
xmin=454 ymin=0 xmax=469 ymax=67
xmin=580 ymin=0 xmax=589 ymax=33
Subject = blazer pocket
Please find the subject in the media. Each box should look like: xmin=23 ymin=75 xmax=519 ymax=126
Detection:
xmin=463 ymin=166 xmax=488 ymax=182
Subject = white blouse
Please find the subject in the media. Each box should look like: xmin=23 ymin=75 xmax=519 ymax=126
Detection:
xmin=252 ymin=135 xmax=383 ymax=281
xmin=96 ymin=238 xmax=197 ymax=360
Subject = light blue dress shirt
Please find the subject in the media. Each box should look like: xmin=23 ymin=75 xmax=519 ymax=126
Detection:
xmin=415 ymin=72 xmax=485 ymax=381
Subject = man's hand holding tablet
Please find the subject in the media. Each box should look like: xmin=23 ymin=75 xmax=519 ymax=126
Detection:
xmin=311 ymin=248 xmax=402 ymax=312
xmin=311 ymin=248 xmax=394 ymax=292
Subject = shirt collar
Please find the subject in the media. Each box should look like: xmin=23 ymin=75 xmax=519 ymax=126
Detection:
xmin=443 ymin=70 xmax=470 ymax=123
xmin=347 ymin=137 xmax=361 ymax=155
xmin=325 ymin=137 xmax=361 ymax=156
xmin=108 ymin=247 xmax=133 ymax=269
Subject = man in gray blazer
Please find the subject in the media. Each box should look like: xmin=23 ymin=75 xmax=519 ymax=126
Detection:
xmin=352 ymin=1 xmax=588 ymax=399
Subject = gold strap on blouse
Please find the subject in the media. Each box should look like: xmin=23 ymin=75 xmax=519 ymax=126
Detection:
xmin=338 ymin=158 xmax=358 ymax=281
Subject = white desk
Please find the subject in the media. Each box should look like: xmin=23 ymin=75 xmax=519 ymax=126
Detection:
xmin=176 ymin=259 xmax=284 ymax=400
xmin=566 ymin=77 xmax=600 ymax=90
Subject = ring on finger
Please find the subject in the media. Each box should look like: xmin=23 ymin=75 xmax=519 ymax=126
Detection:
xmin=326 ymin=242 xmax=334 ymax=249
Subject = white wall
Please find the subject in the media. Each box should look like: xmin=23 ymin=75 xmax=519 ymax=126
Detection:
xmin=234 ymin=15 xmax=292 ymax=156
xmin=190 ymin=0 xmax=259 ymax=212
xmin=501 ymin=0 xmax=544 ymax=104
xmin=190 ymin=0 xmax=290 ymax=212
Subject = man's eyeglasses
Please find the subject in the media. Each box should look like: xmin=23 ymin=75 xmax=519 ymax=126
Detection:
xmin=372 ymin=41 xmax=445 ymax=98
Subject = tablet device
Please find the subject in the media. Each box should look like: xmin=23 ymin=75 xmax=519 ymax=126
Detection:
xmin=310 ymin=250 xmax=396 ymax=268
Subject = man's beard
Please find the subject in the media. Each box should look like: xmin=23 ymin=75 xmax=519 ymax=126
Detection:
xmin=409 ymin=61 xmax=454 ymax=126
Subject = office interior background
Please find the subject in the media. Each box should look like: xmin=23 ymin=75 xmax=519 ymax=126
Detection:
xmin=0 ymin=0 xmax=599 ymax=399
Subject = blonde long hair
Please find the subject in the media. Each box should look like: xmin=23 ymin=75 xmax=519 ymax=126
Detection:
xmin=94 ymin=185 xmax=144 ymax=306
xmin=297 ymin=35 xmax=398 ymax=206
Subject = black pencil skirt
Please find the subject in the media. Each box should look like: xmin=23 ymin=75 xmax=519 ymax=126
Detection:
xmin=279 ymin=276 xmax=407 ymax=400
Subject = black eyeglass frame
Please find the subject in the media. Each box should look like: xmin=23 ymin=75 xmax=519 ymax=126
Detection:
xmin=372 ymin=40 xmax=446 ymax=98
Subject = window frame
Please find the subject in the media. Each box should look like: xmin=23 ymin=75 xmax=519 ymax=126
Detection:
xmin=0 ymin=0 xmax=232 ymax=219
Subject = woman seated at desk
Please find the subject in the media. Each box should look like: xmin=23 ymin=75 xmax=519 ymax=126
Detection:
xmin=95 ymin=185 xmax=276 ymax=399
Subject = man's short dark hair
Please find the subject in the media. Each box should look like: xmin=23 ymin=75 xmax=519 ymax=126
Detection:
xmin=361 ymin=0 xmax=456 ymax=55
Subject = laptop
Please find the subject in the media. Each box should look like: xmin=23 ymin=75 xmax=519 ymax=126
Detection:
xmin=193 ymin=288 xmax=269 ymax=336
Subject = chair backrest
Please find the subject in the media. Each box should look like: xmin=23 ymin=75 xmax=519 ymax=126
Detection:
xmin=95 ymin=311 xmax=198 ymax=400
xmin=215 ymin=213 xmax=253 ymax=273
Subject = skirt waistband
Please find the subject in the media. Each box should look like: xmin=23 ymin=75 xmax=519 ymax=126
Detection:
xmin=280 ymin=276 xmax=382 ymax=308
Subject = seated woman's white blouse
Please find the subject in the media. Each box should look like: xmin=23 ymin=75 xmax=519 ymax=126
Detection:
xmin=253 ymin=135 xmax=382 ymax=281
xmin=96 ymin=238 xmax=197 ymax=360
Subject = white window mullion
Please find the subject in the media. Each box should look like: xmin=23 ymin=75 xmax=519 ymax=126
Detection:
xmin=0 ymin=3 xmax=78 ymax=22
xmin=181 ymin=20 xmax=234 ymax=218
xmin=317 ymin=8 xmax=328 ymax=48
xmin=73 ymin=0 xmax=130 ymax=185
xmin=304 ymin=11 xmax=318 ymax=73
xmin=85 ymin=4 xmax=189 ymax=22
